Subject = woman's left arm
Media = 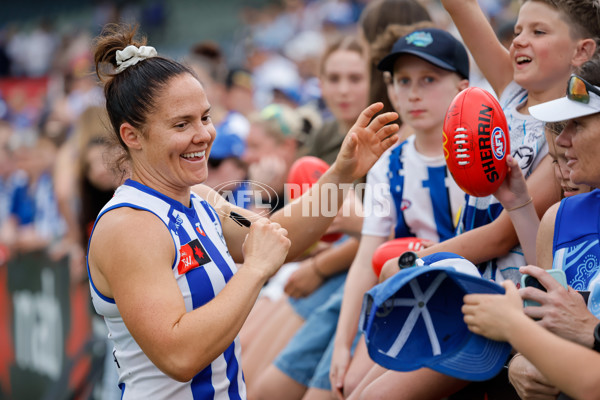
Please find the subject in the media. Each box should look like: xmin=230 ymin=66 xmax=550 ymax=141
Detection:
xmin=270 ymin=103 xmax=397 ymax=260
xmin=196 ymin=103 xmax=398 ymax=263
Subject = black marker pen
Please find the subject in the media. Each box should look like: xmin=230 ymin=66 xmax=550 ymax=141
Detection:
xmin=229 ymin=211 xmax=252 ymax=228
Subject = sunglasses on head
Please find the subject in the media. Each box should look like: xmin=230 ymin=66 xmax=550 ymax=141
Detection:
xmin=567 ymin=74 xmax=600 ymax=104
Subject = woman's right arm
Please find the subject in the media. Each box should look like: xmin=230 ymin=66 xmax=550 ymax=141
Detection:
xmin=88 ymin=208 xmax=290 ymax=382
xmin=441 ymin=0 xmax=514 ymax=96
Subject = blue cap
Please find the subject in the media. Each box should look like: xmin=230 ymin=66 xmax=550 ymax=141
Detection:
xmin=377 ymin=28 xmax=469 ymax=80
xmin=360 ymin=252 xmax=511 ymax=381
xmin=210 ymin=112 xmax=249 ymax=160
xmin=210 ymin=132 xmax=245 ymax=160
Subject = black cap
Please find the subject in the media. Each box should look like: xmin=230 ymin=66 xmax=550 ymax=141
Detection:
xmin=377 ymin=28 xmax=469 ymax=80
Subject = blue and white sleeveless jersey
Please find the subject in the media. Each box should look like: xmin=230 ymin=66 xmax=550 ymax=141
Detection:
xmin=552 ymin=190 xmax=600 ymax=291
xmin=88 ymin=179 xmax=245 ymax=400
xmin=362 ymin=135 xmax=465 ymax=242
xmin=456 ymin=81 xmax=548 ymax=283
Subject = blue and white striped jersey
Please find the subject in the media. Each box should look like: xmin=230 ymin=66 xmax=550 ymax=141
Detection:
xmin=88 ymin=180 xmax=245 ymax=400
xmin=362 ymin=135 xmax=465 ymax=243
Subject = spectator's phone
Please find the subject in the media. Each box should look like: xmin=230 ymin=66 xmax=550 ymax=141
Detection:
xmin=521 ymin=269 xmax=568 ymax=307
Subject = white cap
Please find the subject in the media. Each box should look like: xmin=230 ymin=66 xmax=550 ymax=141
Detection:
xmin=529 ymin=89 xmax=600 ymax=122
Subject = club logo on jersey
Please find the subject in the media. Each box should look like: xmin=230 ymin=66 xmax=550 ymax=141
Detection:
xmin=195 ymin=222 xmax=206 ymax=237
xmin=173 ymin=214 xmax=184 ymax=234
xmin=177 ymin=239 xmax=212 ymax=275
xmin=491 ymin=127 xmax=507 ymax=161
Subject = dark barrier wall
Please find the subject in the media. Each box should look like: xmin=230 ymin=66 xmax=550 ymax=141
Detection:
xmin=0 ymin=251 xmax=95 ymax=399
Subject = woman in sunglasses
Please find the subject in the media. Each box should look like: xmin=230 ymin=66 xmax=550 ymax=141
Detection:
xmin=463 ymin=58 xmax=600 ymax=400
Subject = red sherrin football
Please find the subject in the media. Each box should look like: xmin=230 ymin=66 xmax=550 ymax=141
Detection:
xmin=286 ymin=156 xmax=343 ymax=243
xmin=371 ymin=237 xmax=425 ymax=278
xmin=443 ymin=87 xmax=510 ymax=197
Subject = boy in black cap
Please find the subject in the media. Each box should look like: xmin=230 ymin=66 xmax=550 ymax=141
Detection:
xmin=331 ymin=27 xmax=471 ymax=399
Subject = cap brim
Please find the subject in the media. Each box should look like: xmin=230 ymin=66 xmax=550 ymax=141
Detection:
xmin=429 ymin=329 xmax=511 ymax=381
xmin=529 ymin=94 xmax=600 ymax=122
xmin=377 ymin=49 xmax=458 ymax=75
xmin=428 ymin=272 xmax=511 ymax=381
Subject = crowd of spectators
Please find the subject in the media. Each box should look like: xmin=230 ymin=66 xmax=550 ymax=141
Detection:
xmin=0 ymin=0 xmax=523 ymax=397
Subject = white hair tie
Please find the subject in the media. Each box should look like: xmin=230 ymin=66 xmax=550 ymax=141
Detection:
xmin=115 ymin=45 xmax=158 ymax=73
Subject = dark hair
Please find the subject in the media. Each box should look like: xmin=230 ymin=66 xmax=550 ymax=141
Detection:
xmin=370 ymin=21 xmax=436 ymax=69
xmin=79 ymin=137 xmax=119 ymax=247
xmin=185 ymin=40 xmax=228 ymax=85
xmin=359 ymin=0 xmax=432 ymax=43
xmin=577 ymin=55 xmax=600 ymax=86
xmin=93 ymin=23 xmax=196 ymax=156
xmin=359 ymin=0 xmax=432 ymax=117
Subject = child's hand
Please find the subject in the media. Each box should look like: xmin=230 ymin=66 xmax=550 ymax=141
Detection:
xmin=462 ymin=280 xmax=523 ymax=342
xmin=284 ymin=257 xmax=324 ymax=298
xmin=507 ymin=354 xmax=560 ymax=399
xmin=493 ymin=155 xmax=531 ymax=210
xmin=330 ymin=344 xmax=352 ymax=400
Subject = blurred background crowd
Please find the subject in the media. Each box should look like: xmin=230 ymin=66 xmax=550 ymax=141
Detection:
xmin=0 ymin=0 xmax=519 ymax=399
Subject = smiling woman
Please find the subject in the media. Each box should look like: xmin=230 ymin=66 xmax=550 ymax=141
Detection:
xmin=86 ymin=23 xmax=399 ymax=400
xmin=125 ymin=74 xmax=216 ymax=199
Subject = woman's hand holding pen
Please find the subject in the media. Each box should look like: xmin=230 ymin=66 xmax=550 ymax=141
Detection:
xmin=241 ymin=218 xmax=291 ymax=280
